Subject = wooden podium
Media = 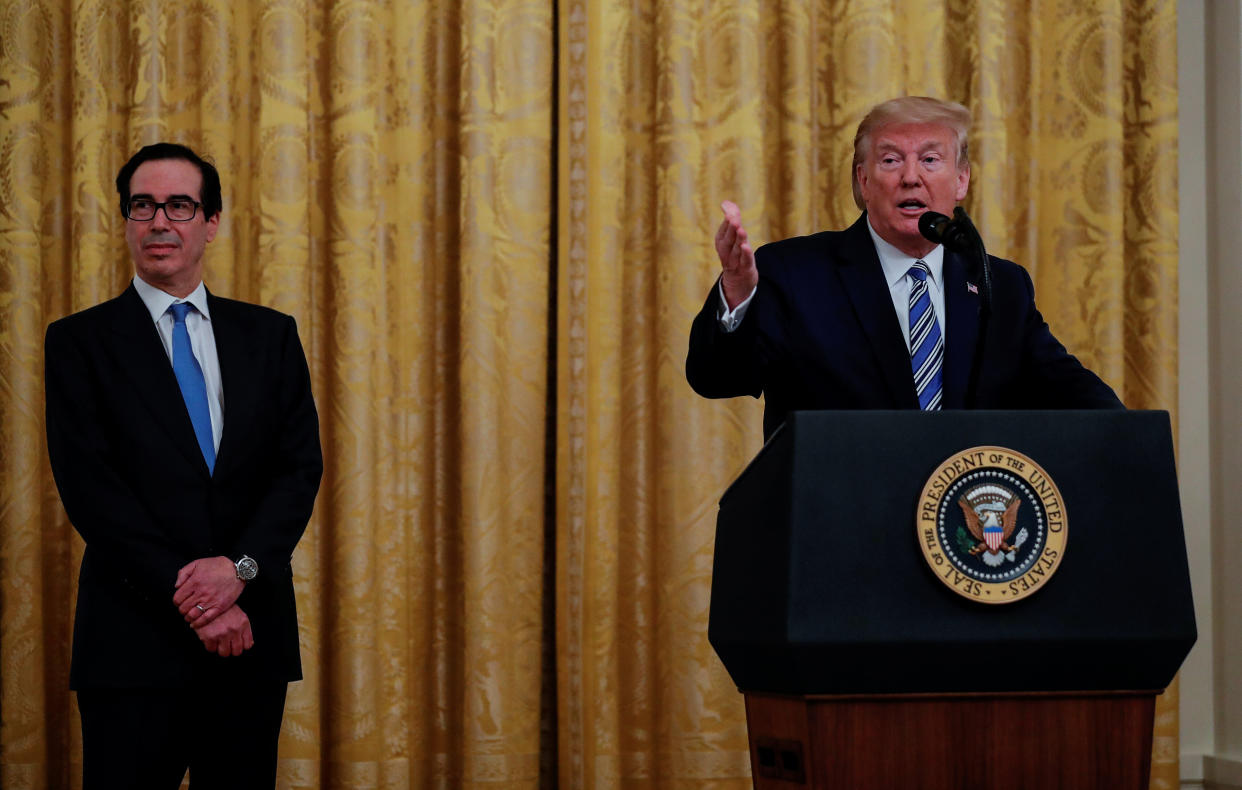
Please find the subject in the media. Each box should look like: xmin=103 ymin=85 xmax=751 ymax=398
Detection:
xmin=708 ymin=411 xmax=1196 ymax=790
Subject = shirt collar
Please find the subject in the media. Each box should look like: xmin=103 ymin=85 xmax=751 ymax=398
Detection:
xmin=132 ymin=276 xmax=211 ymax=323
xmin=865 ymin=218 xmax=945 ymax=290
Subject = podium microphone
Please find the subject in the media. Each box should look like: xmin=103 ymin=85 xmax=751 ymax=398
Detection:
xmin=918 ymin=210 xmax=972 ymax=253
xmin=918 ymin=206 xmax=992 ymax=408
xmin=917 ymin=208 xmax=991 ymax=305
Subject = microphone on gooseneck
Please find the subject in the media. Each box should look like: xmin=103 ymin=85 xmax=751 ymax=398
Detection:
xmin=919 ymin=206 xmax=993 ymax=409
xmin=918 ymin=208 xmax=991 ymax=306
xmin=918 ymin=210 xmax=972 ymax=253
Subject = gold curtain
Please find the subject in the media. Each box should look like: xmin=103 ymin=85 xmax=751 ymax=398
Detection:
xmin=0 ymin=1 xmax=551 ymax=788
xmin=1 ymin=0 xmax=1179 ymax=788
xmin=557 ymin=1 xmax=1179 ymax=789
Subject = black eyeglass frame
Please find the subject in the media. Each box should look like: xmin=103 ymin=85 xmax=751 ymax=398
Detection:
xmin=123 ymin=198 xmax=204 ymax=222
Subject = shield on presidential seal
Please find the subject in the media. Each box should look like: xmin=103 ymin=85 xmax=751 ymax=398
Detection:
xmin=959 ymin=484 xmax=1021 ymax=560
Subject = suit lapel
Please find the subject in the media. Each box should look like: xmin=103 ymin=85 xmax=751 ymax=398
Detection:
xmin=942 ymin=251 xmax=981 ymax=409
xmin=834 ymin=216 xmax=919 ymax=408
xmin=207 ymin=292 xmax=255 ymax=479
xmin=110 ymin=286 xmax=212 ymax=475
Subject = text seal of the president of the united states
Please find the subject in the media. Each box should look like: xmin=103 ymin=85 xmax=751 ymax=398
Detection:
xmin=916 ymin=446 xmax=1067 ymax=604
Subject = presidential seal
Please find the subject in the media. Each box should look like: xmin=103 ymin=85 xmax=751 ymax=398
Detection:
xmin=916 ymin=446 xmax=1067 ymax=604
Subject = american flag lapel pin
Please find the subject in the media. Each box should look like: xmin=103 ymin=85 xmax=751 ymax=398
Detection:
xmin=967 ymin=282 xmax=979 ymax=294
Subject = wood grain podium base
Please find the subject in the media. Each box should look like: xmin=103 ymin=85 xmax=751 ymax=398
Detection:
xmin=744 ymin=691 xmax=1156 ymax=790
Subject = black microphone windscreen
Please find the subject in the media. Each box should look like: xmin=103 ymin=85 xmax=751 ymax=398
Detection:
xmin=919 ymin=211 xmax=952 ymax=243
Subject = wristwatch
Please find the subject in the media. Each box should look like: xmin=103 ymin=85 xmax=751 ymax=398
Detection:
xmin=234 ymin=554 xmax=258 ymax=582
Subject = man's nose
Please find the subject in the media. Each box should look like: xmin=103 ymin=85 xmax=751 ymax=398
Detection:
xmin=149 ymin=206 xmax=173 ymax=229
xmin=899 ymin=158 xmax=921 ymax=185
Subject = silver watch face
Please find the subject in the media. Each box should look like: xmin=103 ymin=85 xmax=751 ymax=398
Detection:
xmin=236 ymin=555 xmax=258 ymax=581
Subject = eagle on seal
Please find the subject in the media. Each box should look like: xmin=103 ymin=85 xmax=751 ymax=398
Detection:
xmin=959 ymin=493 xmax=1021 ymax=567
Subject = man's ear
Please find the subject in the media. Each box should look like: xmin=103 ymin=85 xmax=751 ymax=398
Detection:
xmin=955 ymin=165 xmax=970 ymax=202
xmin=856 ymin=163 xmax=870 ymax=201
xmin=205 ymin=212 xmax=220 ymax=243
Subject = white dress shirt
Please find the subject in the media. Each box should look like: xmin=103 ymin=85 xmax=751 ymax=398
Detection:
xmin=132 ymin=276 xmax=224 ymax=452
xmin=865 ymin=222 xmax=946 ymax=350
xmin=716 ymin=217 xmax=946 ymax=351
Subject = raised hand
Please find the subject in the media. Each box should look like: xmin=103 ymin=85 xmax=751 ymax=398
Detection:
xmin=714 ymin=200 xmax=758 ymax=309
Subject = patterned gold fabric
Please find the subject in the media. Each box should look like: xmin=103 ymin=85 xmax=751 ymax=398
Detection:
xmin=0 ymin=0 xmax=1178 ymax=788
xmin=557 ymin=1 xmax=1179 ymax=788
xmin=1 ymin=2 xmax=551 ymax=788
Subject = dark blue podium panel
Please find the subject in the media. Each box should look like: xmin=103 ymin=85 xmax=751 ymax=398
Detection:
xmin=708 ymin=410 xmax=1196 ymax=695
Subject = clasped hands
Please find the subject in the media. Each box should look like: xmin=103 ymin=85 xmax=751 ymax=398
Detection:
xmin=172 ymin=556 xmax=253 ymax=657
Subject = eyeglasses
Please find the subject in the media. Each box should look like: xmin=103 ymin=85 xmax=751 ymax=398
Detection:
xmin=124 ymin=198 xmax=202 ymax=222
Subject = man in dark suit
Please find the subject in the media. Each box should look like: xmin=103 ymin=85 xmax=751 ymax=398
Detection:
xmin=687 ymin=96 xmax=1122 ymax=438
xmin=45 ymin=143 xmax=322 ymax=788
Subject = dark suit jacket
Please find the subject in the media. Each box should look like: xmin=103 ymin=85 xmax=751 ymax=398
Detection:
xmin=687 ymin=214 xmax=1123 ymax=439
xmin=45 ymin=285 xmax=323 ymax=689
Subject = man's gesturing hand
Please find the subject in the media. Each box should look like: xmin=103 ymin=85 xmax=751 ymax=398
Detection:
xmin=173 ymin=556 xmax=245 ymax=627
xmin=714 ymin=200 xmax=758 ymax=310
xmin=194 ymin=604 xmax=254 ymax=657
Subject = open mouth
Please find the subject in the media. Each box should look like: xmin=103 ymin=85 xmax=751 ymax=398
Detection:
xmin=897 ymin=199 xmax=927 ymax=213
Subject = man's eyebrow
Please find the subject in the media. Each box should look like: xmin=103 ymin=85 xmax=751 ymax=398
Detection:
xmin=874 ymin=139 xmax=949 ymax=152
xmin=129 ymin=193 xmax=197 ymax=200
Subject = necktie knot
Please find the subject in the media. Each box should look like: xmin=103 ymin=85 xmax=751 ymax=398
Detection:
xmin=908 ymin=261 xmax=931 ymax=283
xmin=169 ymin=302 xmax=193 ymax=323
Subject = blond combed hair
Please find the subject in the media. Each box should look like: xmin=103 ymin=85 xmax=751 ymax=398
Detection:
xmin=850 ymin=96 xmax=971 ymax=210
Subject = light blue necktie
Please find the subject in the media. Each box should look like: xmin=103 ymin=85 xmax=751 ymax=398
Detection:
xmin=908 ymin=261 xmax=944 ymax=411
xmin=169 ymin=302 xmax=215 ymax=472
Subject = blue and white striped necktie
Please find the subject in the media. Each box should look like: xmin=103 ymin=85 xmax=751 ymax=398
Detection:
xmin=907 ymin=261 xmax=943 ymax=411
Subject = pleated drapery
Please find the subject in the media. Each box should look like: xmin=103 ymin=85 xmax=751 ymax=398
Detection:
xmin=0 ymin=1 xmax=1179 ymax=788
xmin=2 ymin=2 xmax=552 ymax=787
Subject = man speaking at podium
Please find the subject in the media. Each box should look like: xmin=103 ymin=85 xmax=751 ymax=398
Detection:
xmin=686 ymin=96 xmax=1122 ymax=439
